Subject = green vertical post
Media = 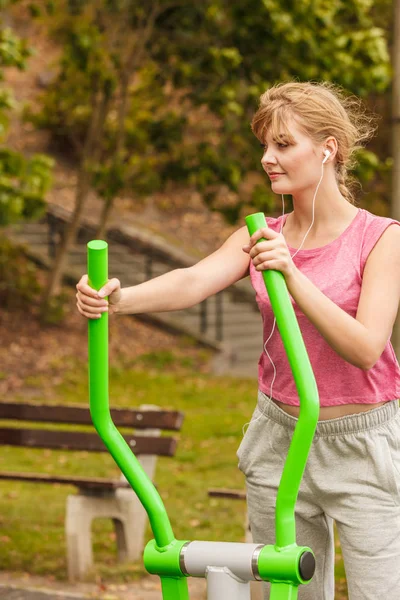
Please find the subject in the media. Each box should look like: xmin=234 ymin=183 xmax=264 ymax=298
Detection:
xmin=87 ymin=240 xmax=190 ymax=599
xmin=87 ymin=240 xmax=189 ymax=600
xmin=87 ymin=240 xmax=175 ymax=548
xmin=270 ymin=583 xmax=299 ymax=600
xmin=245 ymin=213 xmax=319 ymax=550
xmin=160 ymin=576 xmax=190 ymax=599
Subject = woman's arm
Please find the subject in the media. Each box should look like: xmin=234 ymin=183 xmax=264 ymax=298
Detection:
xmin=112 ymin=226 xmax=251 ymax=315
xmin=284 ymin=224 xmax=400 ymax=370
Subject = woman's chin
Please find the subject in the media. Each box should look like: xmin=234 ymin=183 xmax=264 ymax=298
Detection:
xmin=271 ymin=182 xmax=291 ymax=193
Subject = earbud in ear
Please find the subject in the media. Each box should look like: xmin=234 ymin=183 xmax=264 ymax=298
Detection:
xmin=322 ymin=150 xmax=331 ymax=164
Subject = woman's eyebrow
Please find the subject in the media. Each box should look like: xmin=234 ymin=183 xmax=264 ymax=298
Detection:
xmin=261 ymin=133 xmax=293 ymax=144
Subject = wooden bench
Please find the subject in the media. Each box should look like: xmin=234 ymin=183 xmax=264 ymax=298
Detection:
xmin=0 ymin=401 xmax=184 ymax=581
xmin=208 ymin=488 xmax=249 ymax=538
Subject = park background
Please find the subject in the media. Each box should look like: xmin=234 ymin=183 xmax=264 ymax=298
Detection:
xmin=0 ymin=0 xmax=399 ymax=598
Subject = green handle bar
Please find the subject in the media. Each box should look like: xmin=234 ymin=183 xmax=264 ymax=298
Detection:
xmin=245 ymin=213 xmax=319 ymax=549
xmin=87 ymin=239 xmax=175 ymax=548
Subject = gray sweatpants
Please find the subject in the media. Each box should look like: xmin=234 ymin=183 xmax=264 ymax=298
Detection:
xmin=237 ymin=391 xmax=400 ymax=599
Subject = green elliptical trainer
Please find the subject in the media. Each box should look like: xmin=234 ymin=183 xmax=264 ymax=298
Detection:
xmin=87 ymin=212 xmax=320 ymax=600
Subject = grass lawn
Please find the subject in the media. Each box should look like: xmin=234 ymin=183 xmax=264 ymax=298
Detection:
xmin=0 ymin=350 xmax=348 ymax=596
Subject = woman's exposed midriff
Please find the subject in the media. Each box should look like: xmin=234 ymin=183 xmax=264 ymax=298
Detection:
xmin=272 ymin=398 xmax=389 ymax=420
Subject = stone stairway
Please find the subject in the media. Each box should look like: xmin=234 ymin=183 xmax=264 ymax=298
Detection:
xmin=5 ymin=216 xmax=264 ymax=377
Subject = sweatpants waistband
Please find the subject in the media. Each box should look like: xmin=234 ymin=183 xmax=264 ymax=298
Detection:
xmin=257 ymin=391 xmax=399 ymax=437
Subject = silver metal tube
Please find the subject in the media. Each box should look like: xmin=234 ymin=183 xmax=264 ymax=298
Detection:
xmin=206 ymin=566 xmax=251 ymax=600
xmin=181 ymin=541 xmax=264 ymax=581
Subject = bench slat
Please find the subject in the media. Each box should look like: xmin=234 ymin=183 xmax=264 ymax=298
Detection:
xmin=0 ymin=471 xmax=131 ymax=490
xmin=208 ymin=488 xmax=246 ymax=500
xmin=0 ymin=428 xmax=177 ymax=456
xmin=0 ymin=402 xmax=183 ymax=430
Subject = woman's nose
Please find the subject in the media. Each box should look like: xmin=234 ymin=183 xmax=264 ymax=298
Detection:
xmin=261 ymin=152 xmax=278 ymax=168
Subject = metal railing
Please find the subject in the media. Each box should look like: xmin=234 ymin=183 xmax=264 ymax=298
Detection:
xmin=45 ymin=207 xmax=227 ymax=344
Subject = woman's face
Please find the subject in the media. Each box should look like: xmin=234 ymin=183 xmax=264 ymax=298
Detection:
xmin=260 ymin=117 xmax=326 ymax=195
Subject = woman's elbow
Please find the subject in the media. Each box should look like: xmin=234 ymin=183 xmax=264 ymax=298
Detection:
xmin=360 ymin=361 xmax=375 ymax=371
xmin=360 ymin=349 xmax=382 ymax=371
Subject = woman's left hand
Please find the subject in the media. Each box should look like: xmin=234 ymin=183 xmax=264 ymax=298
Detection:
xmin=242 ymin=227 xmax=297 ymax=281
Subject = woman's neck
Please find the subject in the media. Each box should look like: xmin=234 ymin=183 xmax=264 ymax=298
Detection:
xmin=286 ymin=198 xmax=358 ymax=236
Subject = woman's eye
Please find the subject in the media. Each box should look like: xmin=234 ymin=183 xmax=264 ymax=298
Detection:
xmin=260 ymin=143 xmax=288 ymax=150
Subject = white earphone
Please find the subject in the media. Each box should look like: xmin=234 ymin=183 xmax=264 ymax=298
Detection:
xmin=322 ymin=149 xmax=331 ymax=164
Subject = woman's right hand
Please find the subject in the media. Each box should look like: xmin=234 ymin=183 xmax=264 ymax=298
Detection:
xmin=76 ymin=275 xmax=122 ymax=319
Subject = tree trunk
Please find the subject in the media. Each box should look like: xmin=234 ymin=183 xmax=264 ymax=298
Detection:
xmin=94 ymin=73 xmax=130 ymax=239
xmin=95 ymin=196 xmax=113 ymax=240
xmin=40 ymin=170 xmax=91 ymax=312
xmin=93 ymin=4 xmax=162 ymax=240
xmin=40 ymin=88 xmax=111 ymax=315
xmin=391 ymin=0 xmax=400 ymax=355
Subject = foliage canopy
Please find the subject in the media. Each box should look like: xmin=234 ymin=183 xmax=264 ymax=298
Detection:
xmin=0 ymin=0 xmax=54 ymax=226
xmin=28 ymin=0 xmax=392 ymax=222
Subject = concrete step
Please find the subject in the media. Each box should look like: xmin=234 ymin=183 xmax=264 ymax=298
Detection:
xmin=233 ymin=343 xmax=264 ymax=357
xmin=10 ymin=222 xmax=47 ymax=232
xmin=229 ymin=364 xmax=258 ymax=378
xmin=10 ymin=236 xmax=47 ymax=247
xmin=182 ymin=303 xmax=258 ymax=319
xmin=179 ymin=314 xmax=261 ymax=333
xmin=5 ymin=220 xmax=264 ymax=376
xmin=219 ymin=319 xmax=262 ymax=333
xmin=232 ymin=344 xmax=263 ymax=357
xmin=224 ymin=337 xmax=263 ymax=361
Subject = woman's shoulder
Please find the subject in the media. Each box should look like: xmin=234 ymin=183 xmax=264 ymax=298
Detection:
xmin=358 ymin=208 xmax=400 ymax=269
xmin=359 ymin=207 xmax=400 ymax=229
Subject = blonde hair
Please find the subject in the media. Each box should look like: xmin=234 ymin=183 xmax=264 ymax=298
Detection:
xmin=251 ymin=81 xmax=379 ymax=204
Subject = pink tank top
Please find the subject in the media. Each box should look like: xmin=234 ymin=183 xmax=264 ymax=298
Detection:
xmin=249 ymin=208 xmax=400 ymax=407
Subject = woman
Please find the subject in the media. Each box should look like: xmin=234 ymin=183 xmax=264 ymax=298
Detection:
xmin=76 ymin=81 xmax=400 ymax=599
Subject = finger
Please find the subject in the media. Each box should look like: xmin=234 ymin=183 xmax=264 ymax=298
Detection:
xmin=76 ymin=297 xmax=108 ymax=313
xmin=77 ymin=309 xmax=102 ymax=320
xmin=255 ymin=261 xmax=271 ymax=271
xmin=76 ymin=301 xmax=101 ymax=319
xmin=75 ymin=292 xmax=108 ymax=308
xmin=255 ymin=260 xmax=283 ymax=272
xmin=249 ymin=241 xmax=271 ymax=259
xmin=249 ymin=227 xmax=268 ymax=244
xmin=76 ymin=275 xmax=99 ymax=299
xmin=98 ymin=278 xmax=120 ymax=298
xmin=248 ymin=229 xmax=263 ymax=245
xmin=249 ymin=227 xmax=278 ymax=246
xmin=76 ymin=299 xmax=108 ymax=318
xmin=251 ymin=250 xmax=276 ymax=266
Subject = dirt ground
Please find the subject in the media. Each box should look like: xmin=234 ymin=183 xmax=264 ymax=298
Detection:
xmin=0 ymin=266 xmax=213 ymax=399
xmin=0 ymin=572 xmax=207 ymax=600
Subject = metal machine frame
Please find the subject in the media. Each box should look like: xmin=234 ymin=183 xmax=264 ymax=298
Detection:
xmin=87 ymin=212 xmax=320 ymax=599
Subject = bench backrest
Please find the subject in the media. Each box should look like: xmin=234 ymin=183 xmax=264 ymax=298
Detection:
xmin=0 ymin=402 xmax=184 ymax=457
